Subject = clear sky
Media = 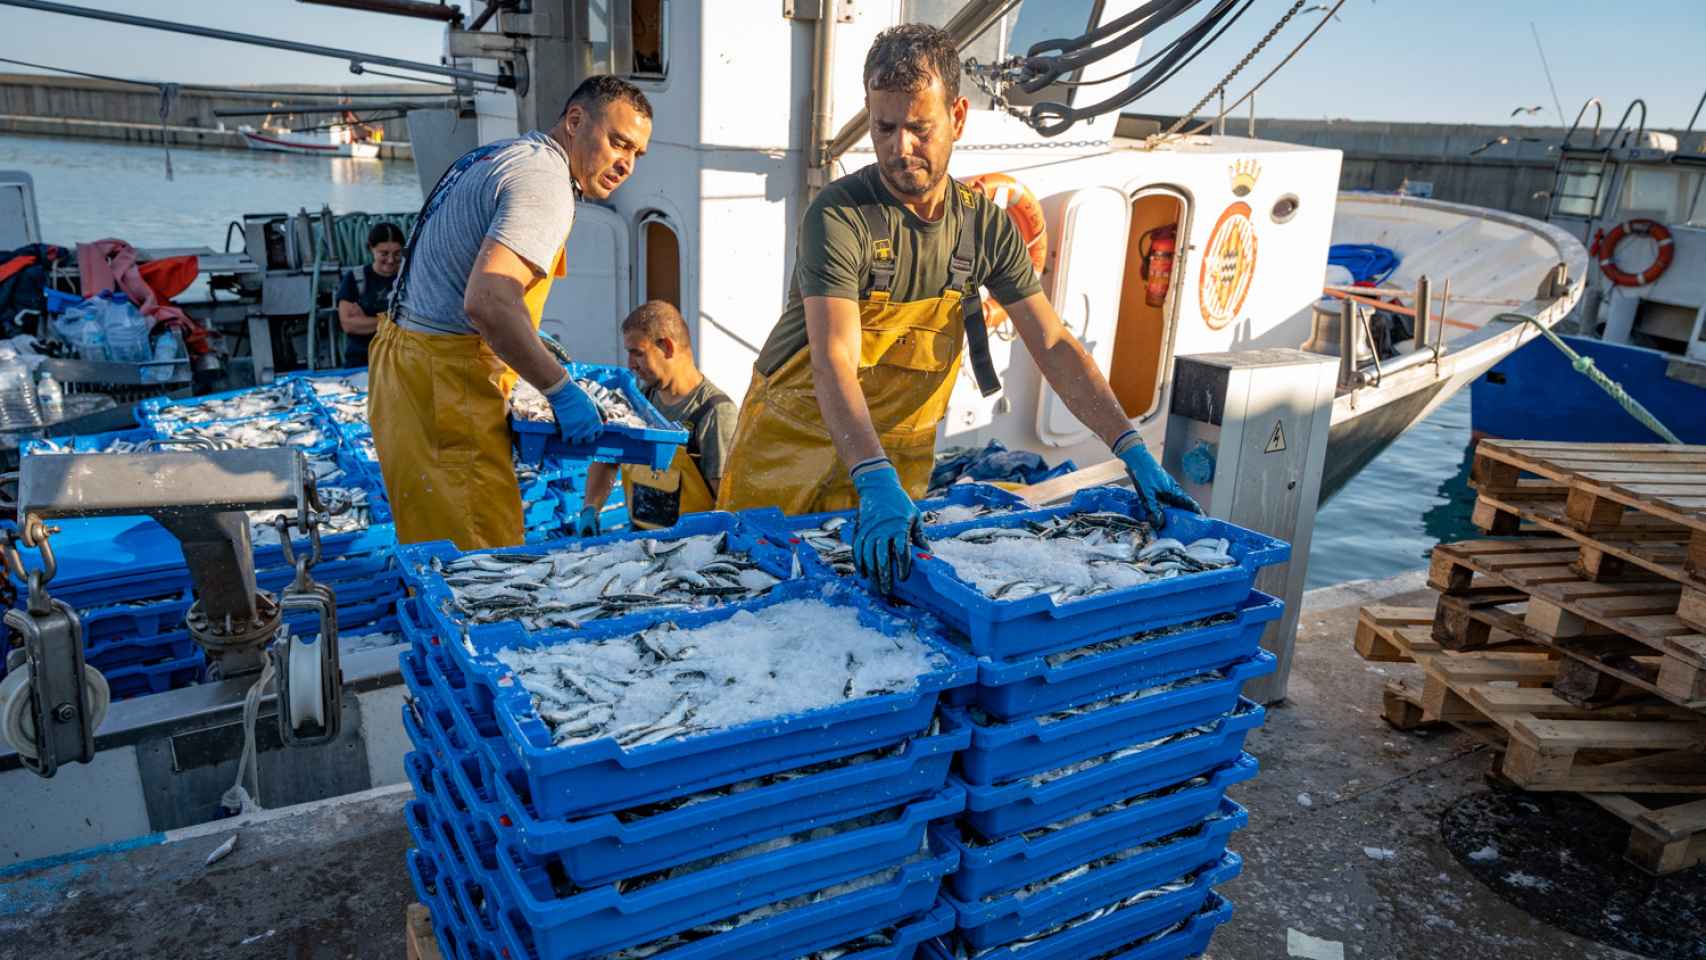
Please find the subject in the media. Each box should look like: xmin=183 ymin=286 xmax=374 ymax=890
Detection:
xmin=6 ymin=0 xmax=1704 ymax=128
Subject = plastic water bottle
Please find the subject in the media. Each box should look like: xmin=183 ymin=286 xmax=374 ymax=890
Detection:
xmin=0 ymin=346 xmax=42 ymax=428
xmin=35 ymin=371 xmax=63 ymax=422
xmin=56 ymin=301 xmax=108 ymax=361
xmin=100 ymin=294 xmax=152 ymax=363
xmin=152 ymin=334 xmax=179 ymax=362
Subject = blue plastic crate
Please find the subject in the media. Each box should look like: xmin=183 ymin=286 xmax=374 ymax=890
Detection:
xmin=20 ymin=426 xmax=158 ymax=457
xmin=955 ymin=592 xmax=1283 ymax=721
xmin=495 ymin=845 xmax=959 ymax=960
xmin=955 ymin=653 xmax=1275 ymax=786
xmin=407 ymin=579 xmax=976 ymax=820
xmin=890 ymin=488 xmax=1289 ymax=660
xmin=939 ymin=756 xmax=1257 ymax=902
xmin=75 ymin=587 xmax=195 ymax=647
xmin=407 ymin=847 xmax=497 ymax=960
xmin=405 ymin=650 xmax=969 ymax=885
xmin=399 ymin=511 xmax=799 ymax=646
xmin=923 ymin=893 xmax=1233 ymax=960
xmin=948 ymin=848 xmax=1241 ymax=952
xmin=104 ymin=649 xmax=206 ymax=700
xmin=510 ymin=362 xmax=689 ymax=470
xmin=737 ymin=483 xmax=1027 ymax=580
xmin=85 ymin=629 xmax=200 ymax=671
xmin=954 ymin=700 xmax=1264 ymax=841
xmin=483 ymin=787 xmax=964 ymax=960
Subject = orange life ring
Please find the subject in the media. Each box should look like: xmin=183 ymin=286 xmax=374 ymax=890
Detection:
xmin=964 ymin=172 xmax=1047 ymax=330
xmin=1599 ymin=218 xmax=1674 ymax=287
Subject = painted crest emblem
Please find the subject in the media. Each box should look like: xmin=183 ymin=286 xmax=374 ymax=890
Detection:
xmin=1199 ymin=201 xmax=1258 ymax=330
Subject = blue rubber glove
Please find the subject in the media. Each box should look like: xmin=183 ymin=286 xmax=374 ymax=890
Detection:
xmin=1114 ymin=430 xmax=1202 ymax=528
xmin=575 ymin=505 xmax=601 ymax=538
xmin=545 ymin=373 xmax=602 ymax=445
xmin=849 ymin=460 xmax=928 ymax=594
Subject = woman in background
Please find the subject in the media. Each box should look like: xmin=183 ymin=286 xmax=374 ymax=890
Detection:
xmin=334 ymin=222 xmax=404 ymax=367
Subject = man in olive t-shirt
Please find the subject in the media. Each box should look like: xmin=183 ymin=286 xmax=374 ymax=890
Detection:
xmin=749 ymin=162 xmax=1041 ymax=379
xmin=718 ymin=24 xmax=1199 ymax=593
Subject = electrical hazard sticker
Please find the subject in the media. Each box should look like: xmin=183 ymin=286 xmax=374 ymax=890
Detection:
xmin=1265 ymin=420 xmax=1287 ymax=454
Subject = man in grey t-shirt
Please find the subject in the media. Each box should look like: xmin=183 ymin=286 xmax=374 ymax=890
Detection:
xmin=369 ymin=75 xmax=653 ymax=550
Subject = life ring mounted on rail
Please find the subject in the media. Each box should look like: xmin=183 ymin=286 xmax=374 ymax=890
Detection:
xmin=963 ymin=172 xmax=1047 ymax=334
xmin=1598 ymin=218 xmax=1673 ymax=287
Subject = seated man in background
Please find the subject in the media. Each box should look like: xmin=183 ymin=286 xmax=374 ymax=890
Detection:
xmin=579 ymin=301 xmax=737 ymax=533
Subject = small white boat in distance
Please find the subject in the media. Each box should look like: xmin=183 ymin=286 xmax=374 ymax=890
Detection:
xmin=238 ymin=117 xmax=382 ymax=159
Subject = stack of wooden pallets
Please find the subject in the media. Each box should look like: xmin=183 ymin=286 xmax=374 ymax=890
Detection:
xmin=1354 ymin=440 xmax=1706 ymax=876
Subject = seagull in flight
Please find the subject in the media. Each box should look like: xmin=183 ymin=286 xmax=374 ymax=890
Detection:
xmin=1301 ymin=4 xmax=1343 ymax=20
xmin=1510 ymin=105 xmax=1545 ymax=117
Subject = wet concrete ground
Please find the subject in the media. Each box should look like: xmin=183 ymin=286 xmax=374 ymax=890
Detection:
xmin=0 ymin=571 xmax=1696 ymax=960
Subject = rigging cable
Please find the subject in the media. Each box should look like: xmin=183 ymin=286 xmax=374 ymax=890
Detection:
xmin=1157 ymin=0 xmax=1345 ymax=143
xmin=0 ymin=54 xmax=465 ymax=98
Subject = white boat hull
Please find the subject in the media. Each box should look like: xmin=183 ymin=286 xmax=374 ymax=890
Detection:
xmin=239 ymin=129 xmax=381 ymax=159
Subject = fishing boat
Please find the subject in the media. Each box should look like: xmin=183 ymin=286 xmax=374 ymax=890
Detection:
xmin=237 ymin=112 xmax=382 ymax=159
xmin=1470 ymin=96 xmax=1706 ymax=445
xmin=0 ymin=0 xmax=1588 ymax=870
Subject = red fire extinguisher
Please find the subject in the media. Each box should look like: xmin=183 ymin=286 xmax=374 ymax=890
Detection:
xmin=1139 ymin=225 xmax=1177 ymax=307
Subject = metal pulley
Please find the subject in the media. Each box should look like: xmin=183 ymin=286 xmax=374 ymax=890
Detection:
xmin=268 ymin=517 xmax=342 ymax=747
xmin=0 ymin=520 xmax=107 ymax=777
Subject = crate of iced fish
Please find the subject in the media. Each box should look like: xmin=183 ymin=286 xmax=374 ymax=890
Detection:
xmin=741 ymin=483 xmax=1031 ymax=579
xmin=137 ymin=381 xmax=316 ymax=432
xmin=397 ymin=578 xmax=976 ymax=959
xmin=397 ymin=512 xmax=799 ymax=647
xmin=283 ymin=369 xmax=370 ymax=428
xmin=890 ymin=487 xmax=1290 ymax=659
xmin=509 ymin=361 xmax=689 ymax=470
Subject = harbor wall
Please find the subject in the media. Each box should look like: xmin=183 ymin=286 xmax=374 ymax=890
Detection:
xmin=0 ymin=73 xmax=419 ymax=160
xmin=1128 ymin=115 xmax=1702 ymax=219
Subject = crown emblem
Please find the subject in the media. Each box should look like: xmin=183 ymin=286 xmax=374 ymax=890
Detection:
xmin=1229 ymin=159 xmax=1261 ymax=197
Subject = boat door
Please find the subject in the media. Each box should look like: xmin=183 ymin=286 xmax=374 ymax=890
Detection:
xmin=538 ymin=205 xmax=631 ymax=364
xmin=0 ymin=170 xmax=41 ymax=250
xmin=1034 ymin=186 xmax=1130 ymax=446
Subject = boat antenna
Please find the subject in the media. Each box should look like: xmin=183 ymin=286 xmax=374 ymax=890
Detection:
xmin=1528 ymin=21 xmax=1567 ymax=128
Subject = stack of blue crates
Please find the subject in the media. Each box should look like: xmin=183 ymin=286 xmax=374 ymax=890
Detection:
xmin=396 ymin=517 xmax=976 ymax=960
xmin=745 ymin=486 xmax=1289 ymax=960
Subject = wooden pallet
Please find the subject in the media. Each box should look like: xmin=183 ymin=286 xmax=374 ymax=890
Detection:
xmin=1472 ymin=440 xmax=1706 ymax=627
xmin=1430 ymin=538 xmax=1706 ymax=708
xmin=1354 ymin=606 xmax=1706 ymax=874
xmin=406 ymin=904 xmax=444 ymax=960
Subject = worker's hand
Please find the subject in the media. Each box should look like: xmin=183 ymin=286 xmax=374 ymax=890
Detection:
xmin=1114 ymin=430 xmax=1202 ymax=529
xmin=849 ymin=461 xmax=927 ymax=593
xmin=545 ymin=373 xmax=602 ymax=445
xmin=575 ymin=505 xmax=601 ymax=538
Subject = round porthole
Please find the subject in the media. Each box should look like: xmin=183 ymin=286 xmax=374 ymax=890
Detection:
xmin=1270 ymin=194 xmax=1300 ymax=223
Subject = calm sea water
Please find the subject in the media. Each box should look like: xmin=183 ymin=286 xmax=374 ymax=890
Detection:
xmin=3 ymin=132 xmax=1475 ymax=587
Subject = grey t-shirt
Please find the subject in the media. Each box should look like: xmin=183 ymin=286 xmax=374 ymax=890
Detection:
xmin=395 ymin=131 xmax=577 ymax=335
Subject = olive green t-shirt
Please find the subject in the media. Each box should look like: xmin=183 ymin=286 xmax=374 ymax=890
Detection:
xmin=752 ymin=164 xmax=1045 ymax=377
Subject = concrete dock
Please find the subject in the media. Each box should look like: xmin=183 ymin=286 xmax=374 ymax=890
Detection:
xmin=0 ymin=570 xmax=1697 ymax=960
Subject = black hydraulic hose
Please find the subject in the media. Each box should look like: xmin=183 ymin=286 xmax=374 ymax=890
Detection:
xmin=1024 ymin=0 xmax=1245 ymax=135
xmin=1048 ymin=0 xmax=1252 ymax=90
xmin=1023 ymin=0 xmax=1190 ymax=60
xmin=1015 ymin=0 xmax=1206 ymax=94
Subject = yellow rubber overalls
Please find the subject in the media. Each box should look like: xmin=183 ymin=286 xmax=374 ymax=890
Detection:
xmin=719 ymin=179 xmax=989 ymax=516
xmin=622 ymin=445 xmax=716 ymax=530
xmin=368 ymin=141 xmax=569 ymax=550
